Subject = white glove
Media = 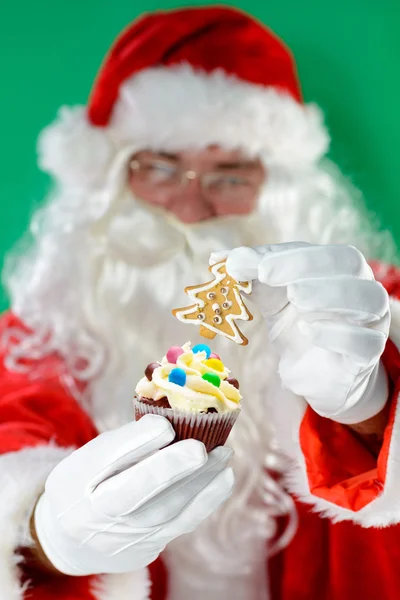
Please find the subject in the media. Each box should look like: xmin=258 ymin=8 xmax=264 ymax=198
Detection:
xmin=212 ymin=243 xmax=390 ymax=424
xmin=34 ymin=415 xmax=234 ymax=576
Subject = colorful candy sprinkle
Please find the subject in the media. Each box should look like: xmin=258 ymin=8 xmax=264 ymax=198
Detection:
xmin=202 ymin=373 xmax=221 ymax=387
xmin=168 ymin=368 xmax=187 ymax=387
xmin=192 ymin=343 xmax=211 ymax=358
xmin=166 ymin=346 xmax=184 ymax=364
xmin=226 ymin=377 xmax=240 ymax=389
xmin=210 ymin=353 xmax=221 ymax=360
xmin=145 ymin=363 xmax=160 ymax=381
xmin=205 ymin=358 xmax=224 ymax=372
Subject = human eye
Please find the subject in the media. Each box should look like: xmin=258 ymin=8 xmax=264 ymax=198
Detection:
xmin=224 ymin=175 xmax=249 ymax=186
xmin=212 ymin=174 xmax=251 ymax=188
xmin=144 ymin=161 xmax=177 ymax=182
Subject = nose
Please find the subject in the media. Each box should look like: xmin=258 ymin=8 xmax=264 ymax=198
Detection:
xmin=170 ymin=178 xmax=215 ymax=224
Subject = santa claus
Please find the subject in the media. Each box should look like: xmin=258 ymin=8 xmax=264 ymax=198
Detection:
xmin=2 ymin=6 xmax=400 ymax=600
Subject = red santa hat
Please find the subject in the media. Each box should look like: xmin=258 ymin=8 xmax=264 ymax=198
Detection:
xmin=38 ymin=6 xmax=329 ymax=189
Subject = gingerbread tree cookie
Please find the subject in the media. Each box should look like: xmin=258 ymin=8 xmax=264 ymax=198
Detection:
xmin=172 ymin=261 xmax=252 ymax=345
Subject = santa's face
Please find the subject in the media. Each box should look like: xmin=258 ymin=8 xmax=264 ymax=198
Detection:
xmin=127 ymin=146 xmax=265 ymax=224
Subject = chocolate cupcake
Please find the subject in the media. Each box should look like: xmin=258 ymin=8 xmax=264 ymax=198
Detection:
xmin=134 ymin=342 xmax=241 ymax=452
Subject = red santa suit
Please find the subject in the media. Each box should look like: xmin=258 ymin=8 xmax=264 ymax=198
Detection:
xmin=1 ymin=6 xmax=399 ymax=600
xmin=2 ymin=266 xmax=400 ymax=600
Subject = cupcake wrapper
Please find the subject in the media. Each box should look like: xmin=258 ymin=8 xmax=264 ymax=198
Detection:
xmin=133 ymin=397 xmax=240 ymax=452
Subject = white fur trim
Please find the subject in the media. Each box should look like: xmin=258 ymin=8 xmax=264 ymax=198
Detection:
xmin=91 ymin=571 xmax=151 ymax=600
xmin=272 ymin=296 xmax=400 ymax=527
xmin=0 ymin=445 xmax=72 ymax=599
xmin=0 ymin=444 xmax=151 ymax=600
xmin=38 ymin=64 xmax=329 ymax=189
xmin=38 ymin=107 xmax=117 ymax=189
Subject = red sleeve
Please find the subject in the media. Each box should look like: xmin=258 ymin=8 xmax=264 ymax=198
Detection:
xmin=299 ymin=338 xmax=400 ymax=511
xmin=369 ymin=260 xmax=400 ymax=299
xmin=0 ymin=312 xmax=97 ymax=453
xmin=149 ymin=556 xmax=169 ymax=600
xmin=0 ymin=313 xmax=102 ymax=599
xmin=298 ymin=262 xmax=400 ymax=512
xmin=0 ymin=314 xmax=166 ymax=600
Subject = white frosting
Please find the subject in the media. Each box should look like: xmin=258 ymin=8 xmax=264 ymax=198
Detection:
xmin=135 ymin=342 xmax=241 ymax=413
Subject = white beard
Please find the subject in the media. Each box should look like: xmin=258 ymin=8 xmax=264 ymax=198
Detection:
xmin=80 ymin=191 xmax=287 ymax=599
xmin=69 ymin=187 xmax=270 ymax=420
xmin=4 ymin=163 xmax=396 ymax=599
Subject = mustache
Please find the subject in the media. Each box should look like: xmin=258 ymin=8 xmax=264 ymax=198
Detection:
xmin=104 ymin=192 xmax=269 ymax=267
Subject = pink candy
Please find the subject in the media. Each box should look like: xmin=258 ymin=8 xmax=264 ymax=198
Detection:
xmin=166 ymin=346 xmax=184 ymax=364
xmin=210 ymin=353 xmax=221 ymax=360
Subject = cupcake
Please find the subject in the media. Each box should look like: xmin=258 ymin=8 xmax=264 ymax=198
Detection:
xmin=134 ymin=342 xmax=241 ymax=452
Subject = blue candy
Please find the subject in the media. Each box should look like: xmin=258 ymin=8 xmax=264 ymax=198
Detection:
xmin=192 ymin=343 xmax=211 ymax=359
xmin=168 ymin=368 xmax=187 ymax=387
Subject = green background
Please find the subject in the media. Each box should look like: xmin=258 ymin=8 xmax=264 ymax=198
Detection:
xmin=0 ymin=1 xmax=399 ymax=310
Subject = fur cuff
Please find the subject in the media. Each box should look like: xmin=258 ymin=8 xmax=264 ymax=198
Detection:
xmin=0 ymin=445 xmax=72 ymax=599
xmin=91 ymin=572 xmax=151 ymax=600
xmin=0 ymin=444 xmax=151 ymax=600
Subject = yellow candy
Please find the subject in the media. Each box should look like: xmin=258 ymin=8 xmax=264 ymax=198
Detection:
xmin=205 ymin=358 xmax=225 ymax=372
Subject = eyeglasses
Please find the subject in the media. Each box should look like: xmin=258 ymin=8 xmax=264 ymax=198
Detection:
xmin=129 ymin=158 xmax=263 ymax=201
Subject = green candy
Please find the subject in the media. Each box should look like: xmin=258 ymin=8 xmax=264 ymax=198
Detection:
xmin=202 ymin=372 xmax=221 ymax=387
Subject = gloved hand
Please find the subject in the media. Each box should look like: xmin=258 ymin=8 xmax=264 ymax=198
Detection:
xmin=34 ymin=414 xmax=234 ymax=575
xmin=212 ymin=243 xmax=390 ymax=424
